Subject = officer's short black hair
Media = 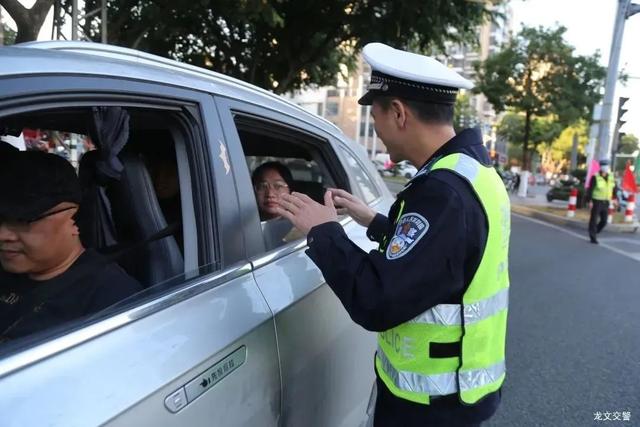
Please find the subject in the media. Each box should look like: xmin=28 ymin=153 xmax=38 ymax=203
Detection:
xmin=376 ymin=96 xmax=454 ymax=126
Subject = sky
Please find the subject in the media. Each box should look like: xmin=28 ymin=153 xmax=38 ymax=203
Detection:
xmin=510 ymin=0 xmax=640 ymax=138
xmin=2 ymin=0 xmax=639 ymax=138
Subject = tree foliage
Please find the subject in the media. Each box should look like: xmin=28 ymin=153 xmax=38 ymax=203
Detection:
xmin=60 ymin=0 xmax=501 ymax=94
xmin=474 ymin=26 xmax=605 ymax=170
xmin=2 ymin=19 xmax=16 ymax=45
xmin=497 ymin=112 xmax=562 ymax=152
xmin=537 ymin=120 xmax=588 ymax=173
xmin=453 ymin=91 xmax=478 ymax=133
xmin=617 ymin=133 xmax=639 ymax=155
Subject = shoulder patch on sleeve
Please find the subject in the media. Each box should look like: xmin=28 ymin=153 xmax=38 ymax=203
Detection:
xmin=386 ymin=213 xmax=430 ymax=260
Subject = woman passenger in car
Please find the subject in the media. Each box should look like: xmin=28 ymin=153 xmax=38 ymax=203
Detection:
xmin=252 ymin=162 xmax=301 ymax=249
xmin=252 ymin=162 xmax=294 ymax=221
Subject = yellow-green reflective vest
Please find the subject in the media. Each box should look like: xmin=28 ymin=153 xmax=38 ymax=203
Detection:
xmin=376 ymin=153 xmax=510 ymax=405
xmin=592 ymin=174 xmax=615 ymax=201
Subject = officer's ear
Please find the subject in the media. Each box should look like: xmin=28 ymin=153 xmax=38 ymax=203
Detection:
xmin=389 ymin=99 xmax=408 ymax=128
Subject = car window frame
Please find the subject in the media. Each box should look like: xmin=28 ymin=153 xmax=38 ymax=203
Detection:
xmin=0 ymin=75 xmax=233 ymax=367
xmin=336 ymin=143 xmax=382 ymax=205
xmin=214 ymin=95 xmax=352 ymax=261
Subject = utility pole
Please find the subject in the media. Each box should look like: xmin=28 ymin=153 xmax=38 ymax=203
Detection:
xmin=597 ymin=0 xmax=640 ymax=161
xmin=101 ymin=0 xmax=107 ymax=43
xmin=71 ymin=0 xmax=79 ymax=40
xmin=570 ymin=132 xmax=579 ymax=171
xmin=0 ymin=7 xmax=4 ymax=46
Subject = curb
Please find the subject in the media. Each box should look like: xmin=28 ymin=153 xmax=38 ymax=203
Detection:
xmin=511 ymin=204 xmax=639 ymax=234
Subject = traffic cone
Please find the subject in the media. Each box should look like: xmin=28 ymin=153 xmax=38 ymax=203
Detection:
xmin=608 ymin=200 xmax=614 ymax=224
xmin=566 ymin=188 xmax=577 ymax=218
xmin=624 ymin=193 xmax=636 ymax=223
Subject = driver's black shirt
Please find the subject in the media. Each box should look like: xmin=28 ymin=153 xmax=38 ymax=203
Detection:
xmin=0 ymin=249 xmax=141 ymax=342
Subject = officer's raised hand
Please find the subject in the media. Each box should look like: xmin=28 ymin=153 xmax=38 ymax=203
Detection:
xmin=277 ymin=191 xmax=338 ymax=234
xmin=328 ymin=188 xmax=376 ymax=227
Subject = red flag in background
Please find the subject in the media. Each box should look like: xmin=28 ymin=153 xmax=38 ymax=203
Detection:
xmin=622 ymin=162 xmax=638 ymax=193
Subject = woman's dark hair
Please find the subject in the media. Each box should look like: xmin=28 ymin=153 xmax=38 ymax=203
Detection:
xmin=377 ymin=96 xmax=454 ymax=125
xmin=251 ymin=161 xmax=294 ymax=188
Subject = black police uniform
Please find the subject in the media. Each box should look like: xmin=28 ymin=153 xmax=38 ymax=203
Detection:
xmin=586 ymin=174 xmax=616 ymax=242
xmin=0 ymin=249 xmax=142 ymax=343
xmin=306 ymin=128 xmax=500 ymax=426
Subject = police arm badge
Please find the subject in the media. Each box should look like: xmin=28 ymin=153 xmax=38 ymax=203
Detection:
xmin=386 ymin=213 xmax=430 ymax=260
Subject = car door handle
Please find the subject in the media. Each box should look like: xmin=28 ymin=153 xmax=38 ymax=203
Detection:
xmin=164 ymin=346 xmax=247 ymax=413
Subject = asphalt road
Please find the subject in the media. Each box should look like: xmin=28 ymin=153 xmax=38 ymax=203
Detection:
xmin=488 ymin=214 xmax=640 ymax=427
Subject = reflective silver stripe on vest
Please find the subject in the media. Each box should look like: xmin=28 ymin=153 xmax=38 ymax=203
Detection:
xmin=459 ymin=360 xmax=506 ymax=392
xmin=377 ymin=346 xmax=458 ymax=396
xmin=409 ymin=288 xmax=508 ymax=326
xmin=377 ymin=347 xmax=506 ymax=396
xmin=452 ymin=153 xmax=480 ymax=183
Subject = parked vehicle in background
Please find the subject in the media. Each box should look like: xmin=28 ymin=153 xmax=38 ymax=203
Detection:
xmin=497 ymin=169 xmax=518 ymax=193
xmin=546 ymin=176 xmax=586 ymax=208
xmin=391 ymin=160 xmax=418 ymax=178
xmin=372 ymin=159 xmax=392 ymax=177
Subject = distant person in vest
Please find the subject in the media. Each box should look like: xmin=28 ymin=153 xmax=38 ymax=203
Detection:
xmin=0 ymin=150 xmax=141 ymax=343
xmin=586 ymin=159 xmax=617 ymax=244
xmin=276 ymin=43 xmax=510 ymax=427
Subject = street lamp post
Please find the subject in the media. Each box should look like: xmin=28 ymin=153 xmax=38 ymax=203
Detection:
xmin=596 ymin=0 xmax=640 ymax=161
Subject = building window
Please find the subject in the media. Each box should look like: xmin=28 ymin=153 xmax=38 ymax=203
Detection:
xmin=359 ymin=122 xmax=374 ymax=137
xmin=325 ymin=102 xmax=339 ymax=116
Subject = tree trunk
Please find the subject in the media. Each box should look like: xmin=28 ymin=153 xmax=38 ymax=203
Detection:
xmin=522 ymin=109 xmax=532 ymax=171
xmin=0 ymin=0 xmax=55 ymax=43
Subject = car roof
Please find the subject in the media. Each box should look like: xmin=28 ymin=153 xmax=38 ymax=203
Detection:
xmin=0 ymin=41 xmax=343 ymax=138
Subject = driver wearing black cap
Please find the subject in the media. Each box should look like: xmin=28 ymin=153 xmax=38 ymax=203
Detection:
xmin=0 ymin=150 xmax=141 ymax=343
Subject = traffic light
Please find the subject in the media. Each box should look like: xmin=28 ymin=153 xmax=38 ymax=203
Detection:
xmin=617 ymin=96 xmax=629 ymax=130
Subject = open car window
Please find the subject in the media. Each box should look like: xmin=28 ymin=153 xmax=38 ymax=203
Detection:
xmin=0 ymin=104 xmax=216 ymax=355
xmin=232 ymin=114 xmax=349 ymax=253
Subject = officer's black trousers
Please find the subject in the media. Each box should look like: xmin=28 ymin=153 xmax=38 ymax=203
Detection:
xmin=589 ymin=200 xmax=609 ymax=240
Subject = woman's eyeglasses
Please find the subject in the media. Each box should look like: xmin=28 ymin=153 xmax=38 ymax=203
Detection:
xmin=255 ymin=181 xmax=289 ymax=193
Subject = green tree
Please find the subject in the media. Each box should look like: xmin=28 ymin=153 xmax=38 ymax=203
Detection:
xmin=2 ymin=20 xmax=16 ymax=45
xmin=66 ymin=0 xmax=501 ymax=94
xmin=0 ymin=0 xmax=54 ymax=43
xmin=474 ymin=26 xmax=605 ymax=170
xmin=453 ymin=92 xmax=478 ymax=133
xmin=616 ymin=133 xmax=639 ymax=155
xmin=496 ymin=112 xmax=562 ymax=166
xmin=537 ymin=120 xmax=588 ymax=173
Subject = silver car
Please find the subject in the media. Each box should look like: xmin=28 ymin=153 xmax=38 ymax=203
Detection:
xmin=0 ymin=42 xmax=394 ymax=427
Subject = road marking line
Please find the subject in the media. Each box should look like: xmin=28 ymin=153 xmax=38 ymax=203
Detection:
xmin=512 ymin=213 xmax=640 ymax=264
xmin=599 ymin=238 xmax=640 ymax=246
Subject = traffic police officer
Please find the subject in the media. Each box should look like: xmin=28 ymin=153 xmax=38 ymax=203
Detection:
xmin=586 ymin=159 xmax=617 ymax=244
xmin=277 ymin=43 xmax=510 ymax=426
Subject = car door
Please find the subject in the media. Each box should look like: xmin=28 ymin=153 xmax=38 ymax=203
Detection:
xmin=0 ymin=73 xmax=280 ymax=427
xmin=215 ymin=96 xmax=383 ymax=427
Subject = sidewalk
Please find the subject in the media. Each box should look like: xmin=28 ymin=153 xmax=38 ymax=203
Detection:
xmin=509 ymin=185 xmax=639 ymax=234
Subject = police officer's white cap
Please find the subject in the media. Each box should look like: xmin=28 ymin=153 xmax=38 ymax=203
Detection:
xmin=358 ymin=43 xmax=474 ymax=106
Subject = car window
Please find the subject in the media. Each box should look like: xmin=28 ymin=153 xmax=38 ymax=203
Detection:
xmin=0 ymin=104 xmax=216 ymax=354
xmin=339 ymin=147 xmax=380 ymax=204
xmin=232 ymin=114 xmax=348 ymax=253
